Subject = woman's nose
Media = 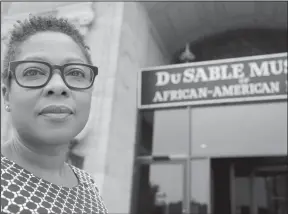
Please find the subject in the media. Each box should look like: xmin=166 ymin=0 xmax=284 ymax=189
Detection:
xmin=43 ymin=73 xmax=70 ymax=97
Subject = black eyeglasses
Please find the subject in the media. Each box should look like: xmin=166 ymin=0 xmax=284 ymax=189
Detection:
xmin=8 ymin=60 xmax=98 ymax=90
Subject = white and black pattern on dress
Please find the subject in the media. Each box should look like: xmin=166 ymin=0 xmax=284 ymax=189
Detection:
xmin=1 ymin=155 xmax=108 ymax=214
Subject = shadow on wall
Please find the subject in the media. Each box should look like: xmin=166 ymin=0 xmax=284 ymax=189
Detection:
xmin=66 ymin=139 xmax=85 ymax=169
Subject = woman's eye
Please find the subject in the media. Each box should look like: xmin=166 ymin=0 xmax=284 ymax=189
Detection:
xmin=67 ymin=69 xmax=85 ymax=77
xmin=23 ymin=68 xmax=45 ymax=76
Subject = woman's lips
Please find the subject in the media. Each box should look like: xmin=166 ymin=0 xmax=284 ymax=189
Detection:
xmin=41 ymin=113 xmax=71 ymax=119
xmin=39 ymin=105 xmax=73 ymax=121
xmin=40 ymin=105 xmax=73 ymax=114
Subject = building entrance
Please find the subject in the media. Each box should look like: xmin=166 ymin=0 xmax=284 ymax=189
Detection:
xmin=133 ymin=156 xmax=189 ymax=214
xmin=212 ymin=156 xmax=288 ymax=214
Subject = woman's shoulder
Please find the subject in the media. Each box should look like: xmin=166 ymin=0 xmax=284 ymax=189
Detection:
xmin=69 ymin=165 xmax=100 ymax=190
xmin=1 ymin=153 xmax=13 ymax=170
xmin=69 ymin=165 xmax=108 ymax=212
xmin=69 ymin=164 xmax=94 ymax=182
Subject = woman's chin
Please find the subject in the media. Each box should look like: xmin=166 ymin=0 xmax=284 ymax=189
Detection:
xmin=35 ymin=129 xmax=78 ymax=144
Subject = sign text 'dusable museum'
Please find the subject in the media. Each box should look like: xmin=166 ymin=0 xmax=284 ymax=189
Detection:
xmin=138 ymin=53 xmax=287 ymax=109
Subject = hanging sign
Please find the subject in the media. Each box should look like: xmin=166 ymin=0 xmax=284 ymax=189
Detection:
xmin=138 ymin=53 xmax=287 ymax=109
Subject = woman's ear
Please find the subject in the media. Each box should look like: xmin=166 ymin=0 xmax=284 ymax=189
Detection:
xmin=2 ymin=84 xmax=10 ymax=110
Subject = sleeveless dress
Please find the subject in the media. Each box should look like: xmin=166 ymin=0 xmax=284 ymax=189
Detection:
xmin=1 ymin=155 xmax=108 ymax=214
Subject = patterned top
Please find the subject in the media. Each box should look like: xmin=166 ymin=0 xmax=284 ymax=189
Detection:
xmin=1 ymin=155 xmax=108 ymax=214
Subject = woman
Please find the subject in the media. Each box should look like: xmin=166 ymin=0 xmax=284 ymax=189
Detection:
xmin=1 ymin=15 xmax=107 ymax=214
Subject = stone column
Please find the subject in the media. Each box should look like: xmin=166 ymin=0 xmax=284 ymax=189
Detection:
xmin=101 ymin=2 xmax=169 ymax=212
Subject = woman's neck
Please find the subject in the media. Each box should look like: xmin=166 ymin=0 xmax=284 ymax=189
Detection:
xmin=1 ymin=136 xmax=70 ymax=174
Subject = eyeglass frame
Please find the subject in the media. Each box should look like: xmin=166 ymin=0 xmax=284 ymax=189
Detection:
xmin=8 ymin=60 xmax=98 ymax=90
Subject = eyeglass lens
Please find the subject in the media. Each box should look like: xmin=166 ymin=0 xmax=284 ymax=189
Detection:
xmin=15 ymin=62 xmax=93 ymax=88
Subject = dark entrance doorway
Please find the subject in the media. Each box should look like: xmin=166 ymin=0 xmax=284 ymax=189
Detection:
xmin=212 ymin=156 xmax=288 ymax=214
xmin=133 ymin=156 xmax=189 ymax=214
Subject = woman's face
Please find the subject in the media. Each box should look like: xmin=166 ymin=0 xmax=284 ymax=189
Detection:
xmin=2 ymin=31 xmax=92 ymax=145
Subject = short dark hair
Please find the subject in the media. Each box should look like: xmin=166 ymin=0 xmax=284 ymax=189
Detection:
xmin=2 ymin=15 xmax=92 ymax=87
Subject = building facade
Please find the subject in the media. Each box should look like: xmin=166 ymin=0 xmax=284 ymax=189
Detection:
xmin=1 ymin=2 xmax=287 ymax=214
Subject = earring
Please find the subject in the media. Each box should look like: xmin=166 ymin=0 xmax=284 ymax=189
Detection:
xmin=5 ymin=105 xmax=11 ymax=112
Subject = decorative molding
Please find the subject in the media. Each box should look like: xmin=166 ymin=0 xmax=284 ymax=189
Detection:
xmin=56 ymin=2 xmax=95 ymax=37
xmin=179 ymin=43 xmax=196 ymax=63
